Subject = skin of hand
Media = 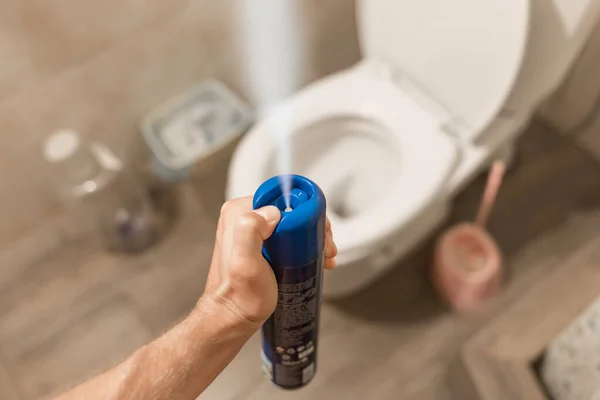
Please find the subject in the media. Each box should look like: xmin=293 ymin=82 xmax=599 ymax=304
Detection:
xmin=202 ymin=196 xmax=337 ymax=330
xmin=54 ymin=196 xmax=337 ymax=400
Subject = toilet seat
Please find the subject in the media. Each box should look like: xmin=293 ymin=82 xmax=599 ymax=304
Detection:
xmin=227 ymin=65 xmax=458 ymax=258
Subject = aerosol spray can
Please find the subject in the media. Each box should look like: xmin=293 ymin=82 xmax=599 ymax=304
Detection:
xmin=253 ymin=174 xmax=326 ymax=389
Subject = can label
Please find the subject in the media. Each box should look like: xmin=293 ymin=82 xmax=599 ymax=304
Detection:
xmin=262 ymin=258 xmax=322 ymax=389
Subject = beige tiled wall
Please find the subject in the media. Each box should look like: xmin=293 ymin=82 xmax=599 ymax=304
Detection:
xmin=539 ymin=20 xmax=600 ymax=134
xmin=5 ymin=0 xmax=600 ymax=249
xmin=539 ymin=19 xmax=600 ymax=154
xmin=0 ymin=0 xmax=360 ymax=246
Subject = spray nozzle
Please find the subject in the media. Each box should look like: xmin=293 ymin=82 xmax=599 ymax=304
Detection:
xmin=275 ymin=188 xmax=308 ymax=212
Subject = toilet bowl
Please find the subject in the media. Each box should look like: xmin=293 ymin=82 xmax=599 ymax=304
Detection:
xmin=227 ymin=0 xmax=600 ymax=298
xmin=227 ymin=66 xmax=458 ymax=296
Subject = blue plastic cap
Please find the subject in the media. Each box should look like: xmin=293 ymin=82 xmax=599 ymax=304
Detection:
xmin=253 ymin=174 xmax=327 ymax=268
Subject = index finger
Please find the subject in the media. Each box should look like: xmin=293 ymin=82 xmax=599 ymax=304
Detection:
xmin=219 ymin=196 xmax=254 ymax=256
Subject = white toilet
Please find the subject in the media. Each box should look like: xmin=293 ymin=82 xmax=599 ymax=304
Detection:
xmin=227 ymin=0 xmax=600 ymax=298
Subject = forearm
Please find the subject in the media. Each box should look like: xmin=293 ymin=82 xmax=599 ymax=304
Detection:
xmin=55 ymin=296 xmax=256 ymax=400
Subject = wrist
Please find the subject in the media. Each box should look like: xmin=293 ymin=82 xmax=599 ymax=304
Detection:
xmin=191 ymin=295 xmax=261 ymax=338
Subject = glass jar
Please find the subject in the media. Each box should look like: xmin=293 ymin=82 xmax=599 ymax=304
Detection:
xmin=43 ymin=130 xmax=165 ymax=253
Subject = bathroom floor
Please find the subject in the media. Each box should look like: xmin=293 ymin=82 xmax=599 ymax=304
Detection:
xmin=2 ymin=119 xmax=600 ymax=400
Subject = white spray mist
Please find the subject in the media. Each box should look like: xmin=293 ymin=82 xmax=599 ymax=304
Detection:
xmin=236 ymin=0 xmax=304 ymax=209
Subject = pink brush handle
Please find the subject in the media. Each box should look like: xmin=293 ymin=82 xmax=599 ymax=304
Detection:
xmin=476 ymin=161 xmax=506 ymax=228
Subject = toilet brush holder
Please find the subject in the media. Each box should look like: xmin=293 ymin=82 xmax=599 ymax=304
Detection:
xmin=432 ymin=222 xmax=503 ymax=311
xmin=432 ymin=161 xmax=506 ymax=312
xmin=253 ymin=174 xmax=327 ymax=389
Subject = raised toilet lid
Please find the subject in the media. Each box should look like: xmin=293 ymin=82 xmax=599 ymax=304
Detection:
xmin=358 ymin=0 xmax=530 ymax=141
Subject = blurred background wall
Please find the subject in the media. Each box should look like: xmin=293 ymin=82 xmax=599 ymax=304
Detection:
xmin=0 ymin=0 xmax=359 ymax=247
xmin=0 ymin=0 xmax=599 ymax=249
xmin=539 ymin=18 xmax=600 ymax=153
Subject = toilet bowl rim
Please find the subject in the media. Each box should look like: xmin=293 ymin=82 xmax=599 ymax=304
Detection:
xmin=227 ymin=69 xmax=459 ymax=256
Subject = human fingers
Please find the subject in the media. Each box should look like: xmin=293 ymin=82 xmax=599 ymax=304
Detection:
xmin=325 ymin=230 xmax=337 ymax=260
xmin=325 ymin=257 xmax=336 ymax=270
xmin=219 ymin=197 xmax=254 ymax=261
xmin=231 ymin=206 xmax=281 ymax=262
xmin=325 ymin=216 xmax=337 ymax=256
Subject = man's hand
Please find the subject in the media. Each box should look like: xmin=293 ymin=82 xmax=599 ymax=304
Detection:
xmin=201 ymin=196 xmax=337 ymax=331
xmin=55 ymin=196 xmax=337 ymax=400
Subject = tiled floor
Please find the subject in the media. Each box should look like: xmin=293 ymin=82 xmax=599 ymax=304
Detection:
xmin=2 ymin=119 xmax=600 ymax=399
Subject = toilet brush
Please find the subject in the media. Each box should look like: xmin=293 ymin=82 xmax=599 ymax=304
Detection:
xmin=432 ymin=160 xmax=506 ymax=312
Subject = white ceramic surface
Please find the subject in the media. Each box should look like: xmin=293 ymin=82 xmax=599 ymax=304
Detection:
xmin=227 ymin=0 xmax=600 ymax=298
